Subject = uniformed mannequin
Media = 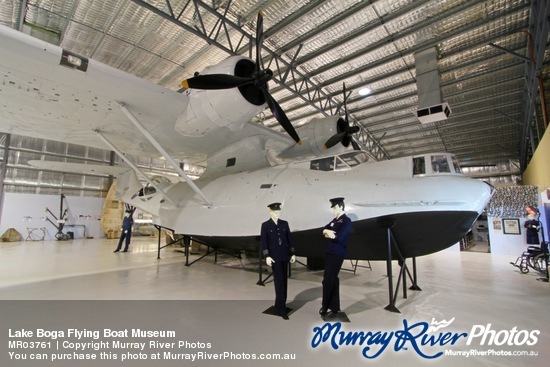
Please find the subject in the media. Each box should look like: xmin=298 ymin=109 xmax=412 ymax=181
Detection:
xmin=260 ymin=203 xmax=296 ymax=320
xmin=319 ymin=197 xmax=352 ymax=318
xmin=114 ymin=210 xmax=134 ymax=253
xmin=524 ymin=206 xmax=541 ymax=245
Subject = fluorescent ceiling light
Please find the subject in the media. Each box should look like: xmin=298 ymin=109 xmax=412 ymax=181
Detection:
xmin=358 ymin=87 xmax=371 ymax=96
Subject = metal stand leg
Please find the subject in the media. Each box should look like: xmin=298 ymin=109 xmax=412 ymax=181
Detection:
xmin=537 ymin=229 xmax=548 ymax=282
xmin=381 ymin=219 xmax=400 ymax=313
xmin=157 ymin=226 xmax=162 ymax=260
xmin=257 ymin=241 xmax=267 ymax=285
xmin=154 ymin=225 xmax=186 ymax=260
xmin=379 ymin=216 xmax=422 ymax=313
xmin=410 ymin=257 xmax=422 ymax=290
xmin=183 ymin=236 xmax=191 ymax=266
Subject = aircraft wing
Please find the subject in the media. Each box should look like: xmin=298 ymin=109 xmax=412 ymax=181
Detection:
xmin=27 ymin=160 xmax=132 ymax=176
xmin=0 ymin=25 xmax=293 ymax=166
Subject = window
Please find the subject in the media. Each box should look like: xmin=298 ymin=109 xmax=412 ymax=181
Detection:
xmin=413 ymin=157 xmax=425 ymax=175
xmin=310 ymin=157 xmax=334 ymax=171
xmin=339 ymin=151 xmax=369 ymax=168
xmin=451 ymin=155 xmax=462 ymax=174
xmin=335 ymin=156 xmax=349 ymax=170
xmin=431 ymin=155 xmax=450 ymax=173
xmin=226 ymin=158 xmax=236 ymax=167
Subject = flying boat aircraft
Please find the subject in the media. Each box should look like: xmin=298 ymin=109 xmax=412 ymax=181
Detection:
xmin=0 ymin=13 xmax=492 ymax=310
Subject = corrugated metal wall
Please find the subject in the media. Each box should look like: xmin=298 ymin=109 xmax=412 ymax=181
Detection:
xmin=0 ymin=133 xmax=189 ymax=198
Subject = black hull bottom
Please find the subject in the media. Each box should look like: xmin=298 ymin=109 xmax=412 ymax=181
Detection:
xmin=192 ymin=211 xmax=479 ymax=261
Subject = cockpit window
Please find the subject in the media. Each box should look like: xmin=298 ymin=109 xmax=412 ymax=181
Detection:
xmin=413 ymin=153 xmax=462 ymax=176
xmin=310 ymin=152 xmax=369 ymax=171
xmin=452 ymin=155 xmax=462 ymax=174
xmin=339 ymin=151 xmax=369 ymax=167
xmin=431 ymin=155 xmax=450 ymax=173
xmin=413 ymin=157 xmax=426 ymax=175
xmin=133 ymin=175 xmax=172 ymax=199
xmin=335 ymin=156 xmax=348 ymax=170
xmin=310 ymin=157 xmax=334 ymax=171
xmin=142 ymin=185 xmax=156 ymax=196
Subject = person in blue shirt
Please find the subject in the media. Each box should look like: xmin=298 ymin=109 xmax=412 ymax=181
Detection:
xmin=320 ymin=197 xmax=352 ymax=318
xmin=114 ymin=210 xmax=134 ymax=253
xmin=261 ymin=202 xmax=296 ymax=320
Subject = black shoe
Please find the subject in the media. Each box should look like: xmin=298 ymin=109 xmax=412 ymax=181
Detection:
xmin=325 ymin=311 xmax=340 ymax=319
xmin=277 ymin=308 xmax=289 ymax=320
xmin=113 ymin=250 xmax=120 ymax=253
xmin=319 ymin=307 xmax=328 ymax=316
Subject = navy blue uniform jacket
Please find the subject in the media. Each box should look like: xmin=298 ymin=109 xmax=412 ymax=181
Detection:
xmin=261 ymin=219 xmax=295 ymax=261
xmin=524 ymin=219 xmax=540 ymax=244
xmin=324 ymin=214 xmax=352 ymax=257
xmin=122 ymin=216 xmax=133 ymax=231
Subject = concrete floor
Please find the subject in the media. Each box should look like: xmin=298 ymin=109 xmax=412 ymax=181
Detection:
xmin=0 ymin=237 xmax=549 ymax=367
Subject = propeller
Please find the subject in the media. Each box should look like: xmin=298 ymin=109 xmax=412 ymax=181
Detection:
xmin=180 ymin=11 xmax=301 ymax=144
xmin=324 ymin=82 xmax=361 ymax=150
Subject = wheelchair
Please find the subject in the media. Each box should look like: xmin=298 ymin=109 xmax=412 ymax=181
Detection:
xmin=511 ymin=242 xmax=549 ymax=274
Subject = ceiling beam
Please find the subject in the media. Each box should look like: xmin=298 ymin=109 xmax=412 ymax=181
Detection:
xmin=130 ymin=0 xmax=389 ymax=161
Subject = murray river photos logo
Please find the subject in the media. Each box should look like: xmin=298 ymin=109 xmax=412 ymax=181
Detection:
xmin=311 ymin=318 xmax=540 ymax=359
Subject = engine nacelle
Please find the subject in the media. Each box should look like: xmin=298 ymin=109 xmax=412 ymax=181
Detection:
xmin=175 ymin=56 xmax=266 ymax=137
xmin=277 ymin=116 xmax=349 ymax=161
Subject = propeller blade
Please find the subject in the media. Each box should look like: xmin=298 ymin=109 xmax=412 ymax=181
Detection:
xmin=180 ymin=11 xmax=300 ymax=144
xmin=343 ymin=82 xmax=350 ymax=125
xmin=324 ymin=82 xmax=363 ymax=150
xmin=262 ymin=88 xmax=301 ymax=144
xmin=181 ymin=74 xmax=254 ymax=90
xmin=324 ymin=131 xmax=347 ymax=150
xmin=255 ymin=11 xmax=264 ymax=73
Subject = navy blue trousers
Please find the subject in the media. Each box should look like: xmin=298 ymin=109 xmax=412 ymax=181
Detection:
xmin=322 ymin=253 xmax=344 ymax=312
xmin=115 ymin=231 xmax=131 ymax=251
xmin=272 ymin=260 xmax=289 ymax=315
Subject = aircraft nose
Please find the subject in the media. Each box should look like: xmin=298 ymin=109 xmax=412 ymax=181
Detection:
xmin=483 ymin=180 xmax=496 ymax=195
xmin=474 ymin=179 xmax=493 ymax=212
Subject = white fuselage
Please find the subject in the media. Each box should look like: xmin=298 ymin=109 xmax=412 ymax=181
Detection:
xmin=127 ymin=152 xmax=491 ymax=238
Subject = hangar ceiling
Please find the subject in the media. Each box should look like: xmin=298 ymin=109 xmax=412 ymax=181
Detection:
xmin=1 ymin=0 xmax=549 ymax=181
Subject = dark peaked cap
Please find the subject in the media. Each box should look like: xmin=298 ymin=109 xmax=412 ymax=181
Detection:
xmin=267 ymin=202 xmax=282 ymax=211
xmin=329 ymin=197 xmax=345 ymax=207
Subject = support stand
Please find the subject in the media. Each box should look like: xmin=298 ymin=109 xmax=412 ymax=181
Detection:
xmin=45 ymin=194 xmax=70 ymax=240
xmin=378 ymin=217 xmax=422 ymax=313
xmin=182 ymin=237 xmax=243 ymax=267
xmin=185 ymin=246 xmax=218 ymax=267
xmin=154 ymin=225 xmax=184 ymax=260
xmin=152 ymin=225 xmax=243 ymax=266
xmin=341 ymin=259 xmax=372 ymax=274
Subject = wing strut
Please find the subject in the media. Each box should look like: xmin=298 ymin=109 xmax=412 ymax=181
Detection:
xmin=116 ymin=102 xmax=213 ymax=208
xmin=93 ymin=130 xmax=179 ymax=207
